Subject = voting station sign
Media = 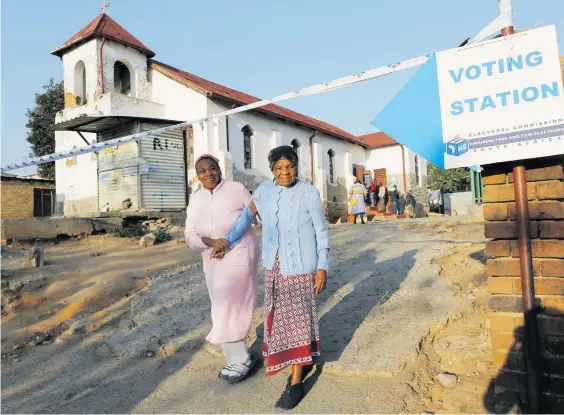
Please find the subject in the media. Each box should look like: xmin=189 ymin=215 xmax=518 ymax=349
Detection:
xmin=439 ymin=25 xmax=564 ymax=168
xmin=372 ymin=25 xmax=564 ymax=170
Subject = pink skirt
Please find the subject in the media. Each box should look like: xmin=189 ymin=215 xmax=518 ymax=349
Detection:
xmin=263 ymin=254 xmax=320 ymax=376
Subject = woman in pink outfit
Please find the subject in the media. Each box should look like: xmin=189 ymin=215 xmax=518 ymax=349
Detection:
xmin=184 ymin=154 xmax=260 ymax=384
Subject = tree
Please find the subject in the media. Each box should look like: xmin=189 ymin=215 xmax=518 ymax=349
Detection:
xmin=427 ymin=163 xmax=471 ymax=193
xmin=25 ymin=79 xmax=64 ymax=179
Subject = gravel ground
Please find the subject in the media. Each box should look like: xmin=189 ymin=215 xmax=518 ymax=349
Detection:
xmin=1 ymin=218 xmax=486 ymax=413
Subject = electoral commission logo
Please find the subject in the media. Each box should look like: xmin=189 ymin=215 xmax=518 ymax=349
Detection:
xmin=445 ymin=123 xmax=564 ymax=157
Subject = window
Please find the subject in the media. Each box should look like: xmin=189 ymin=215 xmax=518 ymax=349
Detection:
xmin=415 ymin=155 xmax=420 ymax=186
xmin=74 ymin=61 xmax=87 ymax=105
xmin=114 ymin=61 xmax=131 ymax=95
xmin=242 ymin=125 xmax=253 ymax=169
xmin=33 ymin=189 xmax=55 ymax=217
xmin=327 ymin=149 xmax=335 ymax=183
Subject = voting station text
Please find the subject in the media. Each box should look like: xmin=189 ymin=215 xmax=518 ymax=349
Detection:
xmin=448 ymin=51 xmax=561 ymax=116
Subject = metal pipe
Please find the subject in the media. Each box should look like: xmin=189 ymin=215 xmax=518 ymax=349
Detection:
xmin=182 ymin=129 xmax=189 ymax=206
xmin=77 ymin=131 xmax=97 ymax=157
xmin=225 ymin=116 xmax=230 ymax=152
xmin=99 ymin=38 xmax=106 ymax=95
xmin=499 ymin=0 xmax=514 ymax=36
xmin=309 ymin=130 xmax=318 ymax=184
xmin=400 ymin=145 xmax=407 ymax=194
xmin=500 ymin=0 xmax=540 ymax=411
xmin=513 ymin=164 xmax=541 ymax=413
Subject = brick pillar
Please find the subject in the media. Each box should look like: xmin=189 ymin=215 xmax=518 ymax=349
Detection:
xmin=483 ymin=155 xmax=564 ymax=412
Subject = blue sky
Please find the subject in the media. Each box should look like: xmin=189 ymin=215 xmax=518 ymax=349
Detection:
xmin=2 ymin=0 xmax=563 ymax=174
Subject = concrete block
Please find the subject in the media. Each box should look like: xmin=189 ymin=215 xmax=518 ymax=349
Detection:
xmin=1 ymin=217 xmax=94 ymax=241
xmin=92 ymin=218 xmax=124 ymax=233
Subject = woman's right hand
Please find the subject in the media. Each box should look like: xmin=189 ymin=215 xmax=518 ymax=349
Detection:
xmin=202 ymin=237 xmax=231 ymax=252
xmin=249 ymin=200 xmax=258 ymax=214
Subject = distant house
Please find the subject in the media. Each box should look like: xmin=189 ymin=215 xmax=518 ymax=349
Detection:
xmin=1 ymin=174 xmax=56 ymax=219
xmin=358 ymin=132 xmax=427 ymax=199
xmin=51 ymin=13 xmax=428 ymax=220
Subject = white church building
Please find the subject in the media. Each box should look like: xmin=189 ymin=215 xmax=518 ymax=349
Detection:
xmin=51 ymin=13 xmax=427 ymax=220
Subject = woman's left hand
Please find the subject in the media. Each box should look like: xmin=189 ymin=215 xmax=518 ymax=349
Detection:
xmin=314 ymin=269 xmax=327 ymax=294
xmin=212 ymin=247 xmax=228 ymax=259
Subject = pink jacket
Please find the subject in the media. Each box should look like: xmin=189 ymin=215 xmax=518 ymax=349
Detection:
xmin=184 ymin=180 xmax=258 ymax=268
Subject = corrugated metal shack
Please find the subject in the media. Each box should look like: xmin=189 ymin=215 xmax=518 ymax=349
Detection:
xmin=53 ymin=115 xmax=188 ymax=212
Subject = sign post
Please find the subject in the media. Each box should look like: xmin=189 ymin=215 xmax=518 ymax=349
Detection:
xmin=372 ymin=5 xmax=563 ymax=411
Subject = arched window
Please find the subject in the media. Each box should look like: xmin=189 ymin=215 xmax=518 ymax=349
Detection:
xmin=74 ymin=61 xmax=87 ymax=105
xmin=242 ymin=125 xmax=253 ymax=169
xmin=114 ymin=61 xmax=131 ymax=95
xmin=415 ymin=155 xmax=420 ymax=186
xmin=328 ymin=149 xmax=335 ymax=183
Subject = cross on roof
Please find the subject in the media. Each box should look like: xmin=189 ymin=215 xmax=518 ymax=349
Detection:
xmin=101 ymin=0 xmax=110 ymax=13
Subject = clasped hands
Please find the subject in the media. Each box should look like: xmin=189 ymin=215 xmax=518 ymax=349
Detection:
xmin=209 ymin=238 xmax=231 ymax=259
xmin=204 ymin=199 xmax=326 ymax=294
xmin=208 ymin=200 xmax=259 ymax=259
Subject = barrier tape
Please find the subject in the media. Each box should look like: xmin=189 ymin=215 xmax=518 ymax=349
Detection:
xmin=2 ymin=12 xmax=504 ymax=173
xmin=2 ymin=55 xmax=430 ymax=172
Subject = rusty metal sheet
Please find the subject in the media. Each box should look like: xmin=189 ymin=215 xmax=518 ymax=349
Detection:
xmin=139 ymin=122 xmax=186 ymax=210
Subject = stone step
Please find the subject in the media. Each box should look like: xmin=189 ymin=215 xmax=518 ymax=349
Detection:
xmin=348 ymin=214 xmax=407 ymax=223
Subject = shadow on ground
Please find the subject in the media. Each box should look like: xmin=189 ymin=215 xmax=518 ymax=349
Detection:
xmin=483 ymin=306 xmax=564 ymax=414
xmin=247 ymin=249 xmax=417 ymax=400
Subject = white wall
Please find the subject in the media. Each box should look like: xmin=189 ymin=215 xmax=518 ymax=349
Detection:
xmin=365 ymin=145 xmax=404 ymax=176
xmin=101 ymin=40 xmax=151 ymax=100
xmin=364 ymin=145 xmax=429 ymax=193
xmin=54 ymin=127 xmax=98 ymax=215
xmin=151 ymin=70 xmax=210 ymax=182
xmin=217 ymin=100 xmax=367 ymax=199
xmin=61 ymin=39 xmax=100 ymax=108
xmin=314 ymin=133 xmax=366 ymax=196
xmin=404 ymin=147 xmax=428 ymax=185
xmin=444 ymin=191 xmax=473 ymax=215
xmin=224 ymin=107 xmax=317 ymax=182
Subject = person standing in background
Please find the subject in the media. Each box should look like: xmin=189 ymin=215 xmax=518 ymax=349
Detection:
xmin=406 ymin=190 xmax=416 ymax=209
xmin=389 ymin=185 xmax=400 ymax=215
xmin=378 ymin=183 xmax=386 ymax=213
xmin=364 ymin=179 xmax=371 ymax=204
xmin=350 ymin=179 xmax=368 ymax=224
xmin=368 ymin=179 xmax=376 ymax=208
xmin=398 ymin=192 xmax=406 ymax=215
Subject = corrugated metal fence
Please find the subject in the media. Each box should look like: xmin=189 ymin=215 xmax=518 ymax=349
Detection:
xmin=139 ymin=122 xmax=186 ymax=210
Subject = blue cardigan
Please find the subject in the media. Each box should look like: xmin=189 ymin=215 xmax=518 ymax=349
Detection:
xmin=225 ymin=179 xmax=330 ymax=276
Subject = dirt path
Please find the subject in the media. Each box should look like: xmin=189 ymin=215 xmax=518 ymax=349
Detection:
xmin=1 ymin=230 xmax=200 ymax=350
xmin=1 ymin=218 xmax=495 ymax=413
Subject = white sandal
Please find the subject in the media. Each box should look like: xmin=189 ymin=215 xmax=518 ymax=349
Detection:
xmin=218 ymin=356 xmax=256 ymax=384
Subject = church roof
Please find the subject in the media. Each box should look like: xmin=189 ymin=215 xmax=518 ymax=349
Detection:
xmin=150 ymin=60 xmax=365 ymax=146
xmin=50 ymin=13 xmax=155 ymax=58
xmin=358 ymin=132 xmax=398 ymax=148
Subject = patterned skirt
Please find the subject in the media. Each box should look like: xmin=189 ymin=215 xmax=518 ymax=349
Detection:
xmin=263 ymin=254 xmax=321 ymax=376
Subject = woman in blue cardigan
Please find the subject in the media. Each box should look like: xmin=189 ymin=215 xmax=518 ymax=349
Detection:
xmin=216 ymin=145 xmax=329 ymax=410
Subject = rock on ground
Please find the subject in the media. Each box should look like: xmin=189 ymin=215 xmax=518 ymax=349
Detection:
xmin=139 ymin=234 xmax=156 ymax=247
xmin=436 ymin=372 xmax=459 ymax=389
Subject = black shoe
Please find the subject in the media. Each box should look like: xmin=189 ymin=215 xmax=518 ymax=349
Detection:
xmin=275 ymin=382 xmax=304 ymax=410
